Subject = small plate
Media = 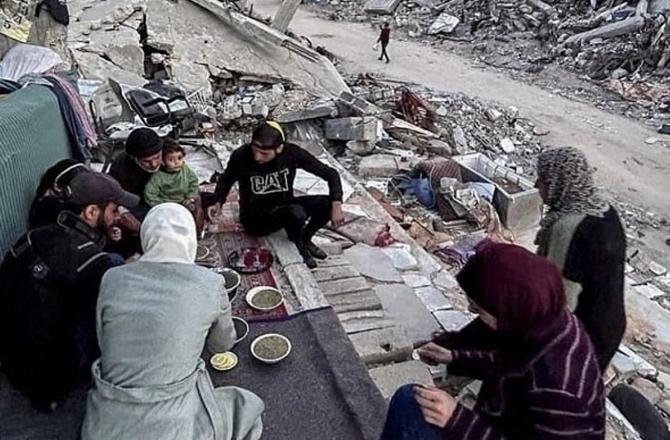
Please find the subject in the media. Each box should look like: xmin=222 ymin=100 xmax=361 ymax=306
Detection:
xmin=250 ymin=333 xmax=292 ymax=364
xmin=210 ymin=352 xmax=238 ymax=371
xmin=246 ymin=286 xmax=284 ymax=311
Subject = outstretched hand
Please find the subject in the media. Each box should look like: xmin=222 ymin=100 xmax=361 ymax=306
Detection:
xmin=416 ymin=342 xmax=453 ymax=366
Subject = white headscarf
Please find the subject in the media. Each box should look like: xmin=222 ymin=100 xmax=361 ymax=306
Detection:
xmin=140 ymin=203 xmax=197 ymax=264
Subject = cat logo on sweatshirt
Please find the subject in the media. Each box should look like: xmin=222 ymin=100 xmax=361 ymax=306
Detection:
xmin=250 ymin=169 xmax=290 ymax=195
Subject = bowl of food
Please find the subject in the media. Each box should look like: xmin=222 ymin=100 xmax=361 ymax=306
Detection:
xmin=211 ymin=268 xmax=242 ymax=301
xmin=210 ymin=351 xmax=238 ymax=371
xmin=251 ymin=333 xmax=292 ymax=364
xmin=232 ymin=317 xmax=249 ymax=345
xmin=246 ymin=286 xmax=284 ymax=311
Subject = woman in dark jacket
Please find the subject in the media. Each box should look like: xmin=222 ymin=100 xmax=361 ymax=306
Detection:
xmin=535 ymin=146 xmax=626 ymax=371
xmin=380 ymin=243 xmax=605 ymax=440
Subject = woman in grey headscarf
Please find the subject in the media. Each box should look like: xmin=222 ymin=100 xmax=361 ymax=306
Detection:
xmin=82 ymin=203 xmax=264 ymax=440
xmin=535 ymin=146 xmax=626 ymax=371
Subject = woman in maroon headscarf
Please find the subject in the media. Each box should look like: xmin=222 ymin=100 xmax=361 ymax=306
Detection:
xmin=380 ymin=243 xmax=605 ymax=440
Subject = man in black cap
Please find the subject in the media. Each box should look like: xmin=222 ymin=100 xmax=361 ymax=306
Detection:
xmin=211 ymin=121 xmax=345 ymax=268
xmin=0 ymin=172 xmax=139 ymax=412
xmin=108 ymin=127 xmax=163 ymax=220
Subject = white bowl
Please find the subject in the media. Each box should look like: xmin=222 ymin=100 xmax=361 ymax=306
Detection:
xmin=250 ymin=333 xmax=292 ymax=364
xmin=232 ymin=317 xmax=249 ymax=345
xmin=246 ymin=286 xmax=284 ymax=311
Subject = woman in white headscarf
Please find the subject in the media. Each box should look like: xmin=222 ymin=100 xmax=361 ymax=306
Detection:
xmin=81 ymin=203 xmax=264 ymax=440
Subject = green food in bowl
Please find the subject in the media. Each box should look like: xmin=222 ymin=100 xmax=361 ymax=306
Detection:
xmin=254 ymin=335 xmax=289 ymax=360
xmin=252 ymin=289 xmax=282 ymax=309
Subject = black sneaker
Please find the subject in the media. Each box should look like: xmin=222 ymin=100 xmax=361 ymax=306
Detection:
xmin=307 ymin=241 xmax=328 ymax=260
xmin=297 ymin=244 xmax=318 ymax=269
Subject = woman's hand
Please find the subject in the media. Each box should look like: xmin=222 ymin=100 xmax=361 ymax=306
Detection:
xmin=414 ymin=386 xmax=457 ymax=428
xmin=417 ymin=342 xmax=453 ymax=366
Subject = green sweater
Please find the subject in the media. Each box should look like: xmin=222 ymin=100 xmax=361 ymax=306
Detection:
xmin=144 ymin=166 xmax=199 ymax=207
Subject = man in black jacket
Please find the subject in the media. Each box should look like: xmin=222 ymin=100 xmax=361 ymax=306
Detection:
xmin=0 ymin=173 xmax=139 ymax=411
xmin=210 ymin=121 xmax=345 ymax=268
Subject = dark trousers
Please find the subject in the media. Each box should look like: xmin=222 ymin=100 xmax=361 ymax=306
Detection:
xmin=241 ymin=196 xmax=332 ymax=245
xmin=380 ymin=385 xmax=442 ymax=440
xmin=379 ymin=43 xmax=390 ymax=62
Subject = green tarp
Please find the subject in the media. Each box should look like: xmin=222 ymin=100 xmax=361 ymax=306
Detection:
xmin=0 ymin=85 xmax=71 ymax=255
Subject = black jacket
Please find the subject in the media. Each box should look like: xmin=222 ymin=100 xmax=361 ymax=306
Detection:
xmin=0 ymin=212 xmax=120 ymax=407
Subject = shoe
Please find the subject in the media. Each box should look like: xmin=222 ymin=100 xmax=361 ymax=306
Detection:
xmin=386 ymin=59 xmax=390 ymax=64
xmin=378 ymin=57 xmax=383 ymax=61
xmin=297 ymin=244 xmax=318 ymax=269
xmin=307 ymin=241 xmax=328 ymax=260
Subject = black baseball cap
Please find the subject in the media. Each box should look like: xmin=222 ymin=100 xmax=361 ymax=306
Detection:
xmin=67 ymin=173 xmax=140 ymax=208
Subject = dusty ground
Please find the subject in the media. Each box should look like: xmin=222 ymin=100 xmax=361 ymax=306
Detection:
xmin=254 ymin=0 xmax=670 ymax=264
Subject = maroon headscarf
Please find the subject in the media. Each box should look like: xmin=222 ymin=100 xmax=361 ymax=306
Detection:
xmin=456 ymin=243 xmax=566 ymax=344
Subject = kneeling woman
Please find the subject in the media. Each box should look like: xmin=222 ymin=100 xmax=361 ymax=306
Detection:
xmin=381 ymin=243 xmax=605 ymax=440
xmin=82 ymin=203 xmax=264 ymax=440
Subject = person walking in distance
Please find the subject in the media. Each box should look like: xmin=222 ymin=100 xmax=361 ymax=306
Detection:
xmin=377 ymin=22 xmax=391 ymax=64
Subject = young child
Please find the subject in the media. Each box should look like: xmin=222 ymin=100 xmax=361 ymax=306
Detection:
xmin=144 ymin=140 xmax=204 ymax=234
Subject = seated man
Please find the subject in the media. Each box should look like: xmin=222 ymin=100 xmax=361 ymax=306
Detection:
xmin=108 ymin=127 xmax=163 ymax=221
xmin=0 ymin=173 xmax=139 ymax=412
xmin=210 ymin=121 xmax=345 ymax=268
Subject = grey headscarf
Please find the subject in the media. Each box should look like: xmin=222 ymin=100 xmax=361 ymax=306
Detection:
xmin=535 ymin=147 xmax=609 ymax=250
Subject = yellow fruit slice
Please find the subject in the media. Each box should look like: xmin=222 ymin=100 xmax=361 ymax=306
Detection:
xmin=210 ymin=352 xmax=238 ymax=371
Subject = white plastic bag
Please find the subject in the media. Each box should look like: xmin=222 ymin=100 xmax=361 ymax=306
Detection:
xmin=372 ymin=42 xmax=380 ymax=51
xmin=0 ymin=44 xmax=62 ymax=81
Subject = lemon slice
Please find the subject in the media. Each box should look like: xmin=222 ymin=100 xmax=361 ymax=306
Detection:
xmin=210 ymin=352 xmax=238 ymax=371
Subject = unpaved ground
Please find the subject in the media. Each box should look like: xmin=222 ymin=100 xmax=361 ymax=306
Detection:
xmin=254 ymin=0 xmax=670 ymax=263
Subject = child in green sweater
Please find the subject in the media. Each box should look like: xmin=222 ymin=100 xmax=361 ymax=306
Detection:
xmin=144 ymin=140 xmax=204 ymax=234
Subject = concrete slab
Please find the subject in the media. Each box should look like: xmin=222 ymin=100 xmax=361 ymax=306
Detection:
xmin=414 ymin=286 xmax=454 ymax=312
xmin=358 ymin=154 xmax=400 ymax=178
xmin=369 ymin=361 xmax=434 ymax=400
xmin=324 ymin=117 xmax=378 ymax=142
xmin=284 ymin=264 xmax=329 ymax=310
xmin=312 ymin=265 xmax=360 ymax=282
xmin=327 ymin=289 xmax=383 ymax=313
xmin=320 ymin=255 xmax=353 ymax=268
xmin=267 ymin=231 xmax=303 ymax=266
xmin=381 ymin=244 xmax=419 ymax=271
xmin=432 ymin=310 xmax=476 ymax=332
xmin=338 ymin=310 xmax=395 ymax=334
xmin=614 ymin=345 xmax=658 ymax=379
xmin=634 ymin=284 xmax=665 ymax=300
xmin=402 ymin=273 xmax=432 ymax=288
xmin=344 ymin=244 xmax=402 ymax=283
xmin=364 ymin=0 xmax=402 ymax=14
xmin=433 ymin=270 xmax=459 ymax=292
xmin=349 ymin=326 xmax=413 ymax=365
xmin=375 ymin=284 xmax=441 ymax=344
xmin=321 ymin=277 xmax=370 ymax=296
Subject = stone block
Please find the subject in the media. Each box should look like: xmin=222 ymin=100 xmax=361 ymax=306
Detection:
xmin=631 ymin=377 xmax=662 ymax=405
xmin=613 ymin=345 xmax=658 ymax=379
xmin=344 ymin=244 xmax=402 ymax=282
xmin=369 ymin=361 xmax=434 ymax=400
xmin=349 ymin=326 xmax=413 ymax=365
xmin=284 ymin=264 xmax=328 ymax=310
xmin=358 ymin=154 xmax=400 ymax=178
xmin=327 ymin=289 xmax=383 ymax=313
xmin=312 ymin=265 xmax=360 ymax=282
xmin=321 ymin=277 xmax=370 ymax=296
xmin=433 ymin=270 xmax=459 ymax=292
xmin=375 ymin=284 xmax=441 ymax=344
xmin=433 ymin=310 xmax=476 ymax=332
xmin=324 ymin=117 xmax=378 ymax=142
xmin=415 ymin=286 xmax=454 ymax=312
xmin=275 ymin=103 xmax=338 ymax=123
xmin=402 ymin=273 xmax=432 ymax=288
xmin=319 ymin=255 xmax=351 ymax=268
xmin=381 ymin=243 xmax=419 ymax=271
xmin=338 ymin=310 xmax=395 ymax=334
xmin=634 ymin=284 xmax=665 ymax=300
xmin=267 ymin=231 xmax=303 ymax=266
xmin=364 ymin=0 xmax=402 ymax=14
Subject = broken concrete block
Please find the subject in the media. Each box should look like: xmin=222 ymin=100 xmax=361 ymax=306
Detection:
xmin=375 ymin=284 xmax=441 ymax=344
xmin=613 ymin=345 xmax=658 ymax=379
xmin=364 ymin=0 xmax=402 ymax=14
xmin=631 ymin=377 xmax=663 ymax=405
xmin=325 ymin=117 xmax=379 ymax=142
xmin=275 ymin=102 xmax=338 ymax=123
xmin=402 ymin=274 xmax=432 ymax=288
xmin=564 ymin=16 xmax=644 ymax=45
xmin=338 ymin=310 xmax=395 ymax=334
xmin=349 ymin=326 xmax=413 ymax=365
xmin=321 ymin=277 xmax=370 ymax=296
xmin=499 ymin=137 xmax=516 ymax=154
xmin=327 ymin=289 xmax=383 ymax=313
xmin=433 ymin=270 xmax=459 ymax=292
xmin=649 ymin=261 xmax=668 ymax=276
xmin=358 ymin=154 xmax=400 ymax=178
xmin=312 ymin=265 xmax=360 ymax=282
xmin=346 ymin=140 xmax=375 ymax=156
xmin=381 ymin=244 xmax=419 ymax=271
xmin=432 ymin=310 xmax=476 ymax=332
xmin=284 ymin=264 xmax=329 ymax=310
xmin=428 ymin=13 xmax=459 ymax=35
xmin=414 ymin=286 xmax=453 ymax=312
xmin=344 ymin=243 xmax=403 ymax=282
xmin=369 ymin=361 xmax=434 ymax=399
xmin=267 ymin=231 xmax=304 ymax=266
xmin=486 ymin=109 xmax=503 ymax=122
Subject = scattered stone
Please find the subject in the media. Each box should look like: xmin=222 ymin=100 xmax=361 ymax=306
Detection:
xmin=486 ymin=109 xmax=503 ymax=122
xmin=402 ymin=273 xmax=432 ymax=288
xmin=414 ymin=286 xmax=453 ymax=312
xmin=432 ymin=310 xmax=476 ymax=332
xmin=646 ymin=137 xmax=660 ymax=145
xmin=364 ymin=0 xmax=402 ymax=14
xmin=375 ymin=283 xmax=441 ymax=344
xmin=500 ymin=137 xmax=516 ymax=154
xmin=369 ymin=360 xmax=434 ymax=399
xmin=344 ymin=243 xmax=403 ymax=282
xmin=615 ymin=345 xmax=658 ymax=379
xmin=347 ymin=140 xmax=375 ymax=156
xmin=432 ymin=270 xmax=459 ymax=292
xmin=427 ymin=13 xmax=459 ymax=35
xmin=358 ymin=154 xmax=402 ymax=177
xmin=325 ymin=117 xmax=379 ymax=142
xmin=381 ymin=243 xmax=419 ymax=271
xmin=649 ymin=261 xmax=668 ymax=277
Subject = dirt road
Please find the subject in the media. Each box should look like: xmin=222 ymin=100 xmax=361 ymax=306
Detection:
xmin=255 ymin=0 xmax=670 ymax=221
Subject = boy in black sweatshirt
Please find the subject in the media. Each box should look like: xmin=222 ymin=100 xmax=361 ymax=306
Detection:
xmin=211 ymin=122 xmax=345 ymax=268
